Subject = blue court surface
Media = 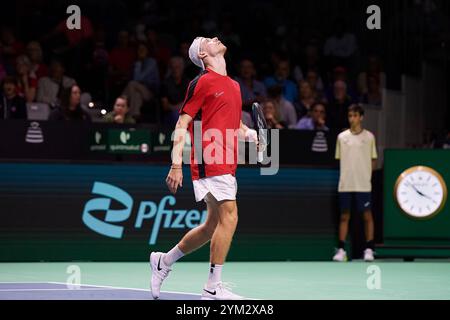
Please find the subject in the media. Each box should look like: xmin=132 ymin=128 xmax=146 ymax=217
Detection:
xmin=0 ymin=282 xmax=200 ymax=300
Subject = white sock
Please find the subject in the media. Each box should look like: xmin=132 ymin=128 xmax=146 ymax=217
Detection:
xmin=207 ymin=264 xmax=223 ymax=287
xmin=163 ymin=245 xmax=184 ymax=266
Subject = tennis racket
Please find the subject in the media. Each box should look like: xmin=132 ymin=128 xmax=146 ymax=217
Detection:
xmin=251 ymin=102 xmax=269 ymax=163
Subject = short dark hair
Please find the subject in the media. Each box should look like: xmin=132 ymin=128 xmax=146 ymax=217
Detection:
xmin=348 ymin=104 xmax=365 ymax=116
xmin=312 ymin=102 xmax=326 ymax=112
xmin=116 ymin=95 xmax=129 ymax=106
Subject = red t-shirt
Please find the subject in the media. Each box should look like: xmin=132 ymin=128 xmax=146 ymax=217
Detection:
xmin=180 ymin=68 xmax=242 ymax=181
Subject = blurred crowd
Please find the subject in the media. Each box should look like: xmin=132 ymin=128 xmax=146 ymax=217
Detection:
xmin=0 ymin=0 xmax=389 ymax=132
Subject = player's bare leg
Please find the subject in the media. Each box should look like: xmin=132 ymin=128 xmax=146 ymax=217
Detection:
xmin=202 ymin=196 xmax=243 ymax=300
xmin=338 ymin=211 xmax=351 ymax=242
xmin=177 ymin=198 xmax=220 ymax=254
xmin=210 ymin=199 xmax=237 ymax=264
xmin=363 ymin=209 xmax=374 ymax=242
xmin=150 ymin=196 xmax=219 ymax=299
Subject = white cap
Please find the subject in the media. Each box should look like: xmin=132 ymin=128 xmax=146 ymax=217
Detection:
xmin=188 ymin=37 xmax=205 ymax=70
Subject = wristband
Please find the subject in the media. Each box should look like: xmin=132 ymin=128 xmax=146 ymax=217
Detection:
xmin=245 ymin=128 xmax=258 ymax=143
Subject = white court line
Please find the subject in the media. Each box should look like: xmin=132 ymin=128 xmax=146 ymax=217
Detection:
xmin=49 ymin=282 xmax=258 ymax=299
xmin=0 ymin=282 xmax=257 ymax=299
xmin=0 ymin=281 xmax=201 ymax=296
xmin=0 ymin=288 xmax=113 ymax=292
xmin=49 ymin=282 xmax=202 ymax=296
xmin=0 ymin=281 xmax=54 ymax=284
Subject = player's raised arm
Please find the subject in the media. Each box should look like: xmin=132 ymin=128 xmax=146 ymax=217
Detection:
xmin=166 ymin=113 xmax=192 ymax=194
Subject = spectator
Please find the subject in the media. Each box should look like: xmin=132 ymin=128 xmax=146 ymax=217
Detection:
xmin=305 ymin=69 xmax=325 ymax=102
xmin=36 ymin=59 xmax=76 ymax=106
xmin=325 ymin=66 xmax=357 ymax=101
xmin=267 ymin=85 xmax=297 ymax=128
xmin=294 ymin=43 xmax=325 ymax=88
xmin=15 ymin=55 xmax=37 ymax=102
xmin=104 ymin=95 xmax=135 ymax=124
xmin=326 ymin=80 xmax=353 ymax=131
xmin=122 ymin=42 xmax=159 ymax=119
xmin=332 ymin=66 xmax=348 ymax=82
xmin=296 ymin=102 xmax=329 ymax=131
xmin=296 ymin=80 xmax=317 ymax=119
xmin=359 ymin=74 xmax=382 ymax=106
xmin=323 ymin=18 xmax=358 ymax=70
xmin=0 ymin=27 xmax=24 ymax=71
xmin=48 ymin=85 xmax=90 ymax=121
xmin=26 ymin=41 xmax=48 ymax=80
xmin=264 ymin=59 xmax=298 ymax=104
xmin=357 ymin=55 xmax=385 ymax=96
xmin=0 ymin=76 xmax=27 ymax=119
xmin=235 ymin=59 xmax=267 ymax=111
xmin=263 ymin=100 xmax=285 ymax=129
xmin=160 ymin=56 xmax=190 ymax=127
xmin=147 ymin=28 xmax=171 ymax=79
xmin=108 ymin=31 xmax=135 ymax=93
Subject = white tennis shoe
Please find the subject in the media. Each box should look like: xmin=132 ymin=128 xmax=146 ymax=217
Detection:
xmin=201 ymin=282 xmax=244 ymax=300
xmin=332 ymin=248 xmax=348 ymax=262
xmin=150 ymin=252 xmax=171 ymax=299
xmin=364 ymin=248 xmax=375 ymax=262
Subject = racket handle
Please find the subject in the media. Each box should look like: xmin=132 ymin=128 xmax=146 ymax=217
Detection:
xmin=257 ymin=151 xmax=263 ymax=163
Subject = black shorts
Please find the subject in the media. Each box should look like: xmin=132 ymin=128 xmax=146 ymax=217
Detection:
xmin=339 ymin=192 xmax=372 ymax=213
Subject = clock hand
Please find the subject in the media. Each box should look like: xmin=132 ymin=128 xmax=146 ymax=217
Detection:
xmin=407 ymin=183 xmax=423 ymax=196
xmin=407 ymin=183 xmax=428 ymax=198
xmin=420 ymin=192 xmax=433 ymax=201
xmin=407 ymin=183 xmax=433 ymax=200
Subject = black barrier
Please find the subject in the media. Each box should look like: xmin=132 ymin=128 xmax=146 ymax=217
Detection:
xmin=0 ymin=120 xmax=168 ymax=162
xmin=0 ymin=120 xmax=338 ymax=166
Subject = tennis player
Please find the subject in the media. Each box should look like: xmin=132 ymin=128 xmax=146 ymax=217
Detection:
xmin=150 ymin=37 xmax=258 ymax=300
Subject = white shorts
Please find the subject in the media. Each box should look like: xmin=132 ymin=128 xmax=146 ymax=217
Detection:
xmin=192 ymin=174 xmax=237 ymax=202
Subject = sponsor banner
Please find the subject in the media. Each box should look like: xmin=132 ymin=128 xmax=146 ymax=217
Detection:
xmin=0 ymin=162 xmax=339 ymax=261
xmin=0 ymin=120 xmax=337 ymax=165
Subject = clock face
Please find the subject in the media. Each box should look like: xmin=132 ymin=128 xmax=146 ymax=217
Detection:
xmin=395 ymin=166 xmax=447 ymax=219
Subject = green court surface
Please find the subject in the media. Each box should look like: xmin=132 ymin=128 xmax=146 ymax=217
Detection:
xmin=1 ymin=261 xmax=449 ymax=300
